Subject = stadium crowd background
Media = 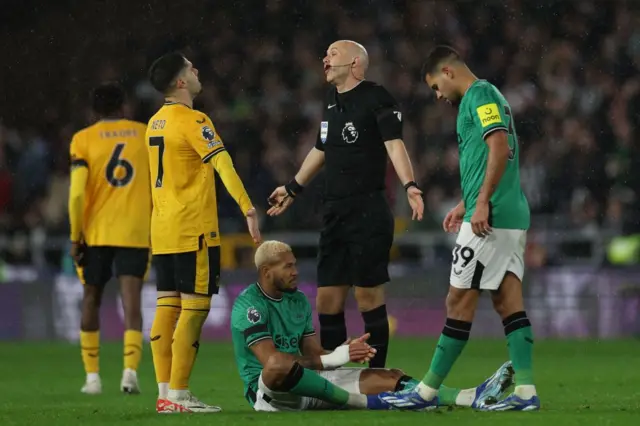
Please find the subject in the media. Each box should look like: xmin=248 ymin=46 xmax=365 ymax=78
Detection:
xmin=1 ymin=0 xmax=640 ymax=267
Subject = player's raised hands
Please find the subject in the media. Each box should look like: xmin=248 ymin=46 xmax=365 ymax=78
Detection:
xmin=347 ymin=340 xmax=377 ymax=364
xmin=443 ymin=201 xmax=465 ymax=233
xmin=267 ymin=186 xmax=294 ymax=216
xmin=344 ymin=334 xmax=376 ymax=364
xmin=245 ymin=208 xmax=262 ymax=245
xmin=341 ymin=332 xmax=371 ymax=346
xmin=407 ymin=186 xmax=424 ymax=221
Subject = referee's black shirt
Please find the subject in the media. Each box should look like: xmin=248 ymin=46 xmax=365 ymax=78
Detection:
xmin=315 ymin=81 xmax=403 ymax=201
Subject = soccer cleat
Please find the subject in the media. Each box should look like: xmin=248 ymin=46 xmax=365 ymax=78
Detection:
xmin=81 ymin=377 xmax=102 ymax=395
xmin=157 ymin=399 xmax=183 ymax=414
xmin=378 ymin=388 xmax=439 ymax=411
xmin=481 ymin=393 xmax=540 ymax=411
xmin=163 ymin=389 xmax=222 ymax=413
xmin=120 ymin=368 xmax=140 ymax=394
xmin=471 ymin=360 xmax=515 ymax=408
xmin=366 ymin=394 xmax=393 ymax=410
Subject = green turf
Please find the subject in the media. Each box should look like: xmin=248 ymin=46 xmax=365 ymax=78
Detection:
xmin=0 ymin=338 xmax=638 ymax=425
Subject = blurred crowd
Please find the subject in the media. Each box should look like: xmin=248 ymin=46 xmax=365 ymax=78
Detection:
xmin=2 ymin=0 xmax=640 ymax=258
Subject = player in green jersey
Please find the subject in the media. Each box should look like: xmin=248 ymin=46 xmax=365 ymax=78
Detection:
xmin=231 ymin=240 xmax=515 ymax=411
xmin=378 ymin=46 xmax=539 ymax=412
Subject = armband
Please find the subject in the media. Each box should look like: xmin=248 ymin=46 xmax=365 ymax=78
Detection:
xmin=284 ymin=179 xmax=304 ymax=198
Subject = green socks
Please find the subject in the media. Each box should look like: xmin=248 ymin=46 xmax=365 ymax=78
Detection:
xmin=282 ymin=363 xmax=365 ymax=408
xmin=438 ymin=385 xmax=461 ymax=405
xmin=503 ymin=311 xmax=534 ymax=386
xmin=396 ymin=375 xmax=464 ymax=407
xmin=421 ymin=319 xmax=472 ymax=389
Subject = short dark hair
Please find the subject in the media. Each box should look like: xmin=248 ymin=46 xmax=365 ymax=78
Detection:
xmin=421 ymin=45 xmax=462 ymax=78
xmin=92 ymin=83 xmax=125 ymax=116
xmin=148 ymin=52 xmax=187 ymax=94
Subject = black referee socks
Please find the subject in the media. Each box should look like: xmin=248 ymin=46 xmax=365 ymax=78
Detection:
xmin=320 ymin=307 xmax=390 ymax=368
xmin=362 ymin=304 xmax=389 ymax=368
xmin=319 ymin=312 xmax=348 ymax=351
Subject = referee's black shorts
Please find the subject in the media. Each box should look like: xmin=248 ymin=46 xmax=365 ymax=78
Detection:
xmin=317 ymin=191 xmax=394 ymax=288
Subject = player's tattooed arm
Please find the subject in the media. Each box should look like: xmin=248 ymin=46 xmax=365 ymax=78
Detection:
xmin=249 ymin=338 xmax=324 ymax=370
xmin=301 ymin=334 xmax=331 ymax=357
xmin=477 ymin=130 xmax=510 ymax=205
xmin=294 ymin=355 xmax=324 ymax=370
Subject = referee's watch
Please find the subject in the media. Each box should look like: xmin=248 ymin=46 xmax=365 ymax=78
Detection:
xmin=404 ymin=181 xmax=419 ymax=191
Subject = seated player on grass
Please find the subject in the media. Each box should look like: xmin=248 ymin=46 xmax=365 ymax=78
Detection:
xmin=231 ymin=240 xmax=515 ymax=411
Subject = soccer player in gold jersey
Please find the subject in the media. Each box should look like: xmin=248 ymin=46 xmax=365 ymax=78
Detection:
xmin=68 ymin=83 xmax=151 ymax=395
xmin=146 ymin=52 xmax=262 ymax=413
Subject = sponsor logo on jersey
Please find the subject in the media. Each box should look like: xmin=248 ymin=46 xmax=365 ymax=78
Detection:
xmin=320 ymin=121 xmax=329 ymax=143
xmin=247 ymin=307 xmax=261 ymax=324
xmin=476 ymin=103 xmax=502 ymax=128
xmin=341 ymin=121 xmax=359 ymax=144
xmin=273 ymin=334 xmax=300 ymax=350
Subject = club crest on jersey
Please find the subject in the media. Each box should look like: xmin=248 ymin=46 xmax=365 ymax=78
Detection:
xmin=247 ymin=307 xmax=261 ymax=324
xmin=342 ymin=121 xmax=358 ymax=144
xmin=320 ymin=121 xmax=329 ymax=143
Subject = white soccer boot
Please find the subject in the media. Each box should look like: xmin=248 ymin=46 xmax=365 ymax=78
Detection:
xmin=120 ymin=368 xmax=140 ymax=394
xmin=163 ymin=389 xmax=222 ymax=413
xmin=81 ymin=374 xmax=102 ymax=395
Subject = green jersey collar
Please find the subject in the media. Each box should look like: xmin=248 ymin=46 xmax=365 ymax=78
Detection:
xmin=255 ymin=282 xmax=283 ymax=302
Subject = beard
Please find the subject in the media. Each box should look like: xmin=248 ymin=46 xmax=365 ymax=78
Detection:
xmin=274 ymin=277 xmax=297 ymax=293
xmin=443 ymin=91 xmax=462 ymax=107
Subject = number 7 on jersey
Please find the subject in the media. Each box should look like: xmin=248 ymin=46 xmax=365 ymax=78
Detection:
xmin=149 ymin=136 xmax=165 ymax=188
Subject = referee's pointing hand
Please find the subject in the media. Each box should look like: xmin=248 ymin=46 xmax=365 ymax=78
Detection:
xmin=407 ymin=186 xmax=424 ymax=221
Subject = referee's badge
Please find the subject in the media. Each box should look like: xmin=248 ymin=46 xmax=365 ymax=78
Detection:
xmin=320 ymin=121 xmax=329 ymax=143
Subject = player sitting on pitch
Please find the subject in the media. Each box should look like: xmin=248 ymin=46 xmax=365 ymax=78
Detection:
xmin=231 ymin=240 xmax=514 ymax=411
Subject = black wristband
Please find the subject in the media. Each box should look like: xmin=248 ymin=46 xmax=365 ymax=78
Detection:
xmin=284 ymin=179 xmax=304 ymax=198
xmin=403 ymin=181 xmax=419 ymax=191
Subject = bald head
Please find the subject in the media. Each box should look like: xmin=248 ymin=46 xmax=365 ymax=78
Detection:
xmin=332 ymin=40 xmax=369 ymax=72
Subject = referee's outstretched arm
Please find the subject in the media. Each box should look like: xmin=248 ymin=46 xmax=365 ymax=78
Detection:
xmin=267 ymin=147 xmax=324 ymax=216
xmin=384 ymin=138 xmax=424 ymax=221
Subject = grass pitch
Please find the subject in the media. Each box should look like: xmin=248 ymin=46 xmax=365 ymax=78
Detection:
xmin=0 ymin=338 xmax=638 ymax=425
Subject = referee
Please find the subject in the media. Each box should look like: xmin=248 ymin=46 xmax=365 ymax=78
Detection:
xmin=268 ymin=40 xmax=423 ymax=368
